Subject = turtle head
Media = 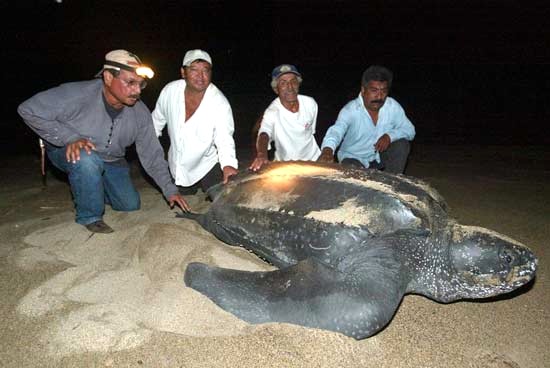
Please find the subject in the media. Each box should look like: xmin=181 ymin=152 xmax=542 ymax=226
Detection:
xmin=446 ymin=224 xmax=537 ymax=301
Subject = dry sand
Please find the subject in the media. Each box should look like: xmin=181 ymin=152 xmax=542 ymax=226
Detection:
xmin=0 ymin=144 xmax=548 ymax=368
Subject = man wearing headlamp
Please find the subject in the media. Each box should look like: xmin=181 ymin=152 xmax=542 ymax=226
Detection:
xmin=18 ymin=49 xmax=189 ymax=233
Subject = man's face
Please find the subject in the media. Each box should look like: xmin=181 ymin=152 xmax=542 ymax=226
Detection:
xmin=104 ymin=69 xmax=146 ymax=107
xmin=182 ymin=60 xmax=212 ymax=93
xmin=361 ymin=80 xmax=389 ymax=113
xmin=276 ymin=73 xmax=300 ymax=105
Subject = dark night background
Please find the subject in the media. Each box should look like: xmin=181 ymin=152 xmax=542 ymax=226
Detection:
xmin=3 ymin=0 xmax=549 ymax=159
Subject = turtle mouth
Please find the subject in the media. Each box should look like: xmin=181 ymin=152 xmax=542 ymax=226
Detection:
xmin=459 ymin=259 xmax=536 ymax=291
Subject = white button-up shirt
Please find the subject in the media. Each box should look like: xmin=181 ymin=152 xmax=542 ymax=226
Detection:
xmin=152 ymin=79 xmax=238 ymax=186
xmin=322 ymin=96 xmax=415 ymax=167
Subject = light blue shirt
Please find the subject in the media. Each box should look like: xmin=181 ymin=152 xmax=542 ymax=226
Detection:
xmin=321 ymin=95 xmax=415 ymax=167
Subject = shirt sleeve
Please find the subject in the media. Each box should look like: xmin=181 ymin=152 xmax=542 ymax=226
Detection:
xmin=17 ymin=87 xmax=83 ymax=146
xmin=311 ymin=99 xmax=319 ymax=135
xmin=135 ymin=106 xmax=179 ymax=198
xmin=384 ymin=101 xmax=416 ymax=142
xmin=151 ymin=87 xmax=168 ymax=138
xmin=321 ymin=106 xmax=351 ymax=150
xmin=257 ymin=102 xmax=279 ymax=152
xmin=213 ymin=102 xmax=238 ymax=169
xmin=258 ymin=107 xmax=276 ymax=141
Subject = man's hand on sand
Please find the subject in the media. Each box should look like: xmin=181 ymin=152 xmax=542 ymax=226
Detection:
xmin=169 ymin=193 xmax=190 ymax=212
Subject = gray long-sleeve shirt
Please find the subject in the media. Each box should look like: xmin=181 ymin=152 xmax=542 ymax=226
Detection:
xmin=18 ymin=79 xmax=178 ymax=198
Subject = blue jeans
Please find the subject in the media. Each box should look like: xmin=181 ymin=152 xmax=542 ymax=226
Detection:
xmin=47 ymin=146 xmax=140 ymax=225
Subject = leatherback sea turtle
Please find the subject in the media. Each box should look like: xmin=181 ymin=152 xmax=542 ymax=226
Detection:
xmin=180 ymin=161 xmax=537 ymax=339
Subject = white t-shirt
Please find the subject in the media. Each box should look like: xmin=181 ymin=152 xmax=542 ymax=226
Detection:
xmin=152 ymin=79 xmax=238 ymax=186
xmin=258 ymin=94 xmax=321 ymax=161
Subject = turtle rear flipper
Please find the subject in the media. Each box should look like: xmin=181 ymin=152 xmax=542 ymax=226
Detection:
xmin=184 ymin=257 xmax=405 ymax=339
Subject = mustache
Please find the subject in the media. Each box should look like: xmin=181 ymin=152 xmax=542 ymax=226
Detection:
xmin=129 ymin=94 xmax=141 ymax=99
xmin=282 ymin=87 xmax=299 ymax=93
xmin=371 ymin=99 xmax=385 ymax=104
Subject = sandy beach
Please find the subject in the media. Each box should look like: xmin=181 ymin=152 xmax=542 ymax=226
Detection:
xmin=0 ymin=144 xmax=548 ymax=368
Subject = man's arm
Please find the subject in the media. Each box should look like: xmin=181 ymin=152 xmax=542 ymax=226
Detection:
xmin=17 ymin=86 xmax=83 ymax=146
xmin=317 ymin=147 xmax=335 ymax=162
xmin=317 ymin=107 xmax=351 ymax=162
xmin=311 ymin=98 xmax=319 ymax=135
xmin=383 ymin=100 xmax=415 ymax=143
xmin=249 ymin=132 xmax=270 ymax=171
xmin=222 ymin=166 xmax=239 ymax=184
xmin=151 ymin=88 xmax=168 ymax=138
xmin=134 ymin=106 xmax=189 ymax=211
xmin=213 ymin=102 xmax=238 ymax=174
xmin=249 ymin=105 xmax=278 ymax=171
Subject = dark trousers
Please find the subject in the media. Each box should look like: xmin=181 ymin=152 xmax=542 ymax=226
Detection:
xmin=177 ymin=163 xmax=223 ymax=197
xmin=341 ymin=139 xmax=411 ymax=174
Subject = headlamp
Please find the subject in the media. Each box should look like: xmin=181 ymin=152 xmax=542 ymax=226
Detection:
xmin=136 ymin=66 xmax=154 ymax=79
xmin=104 ymin=60 xmax=155 ymax=79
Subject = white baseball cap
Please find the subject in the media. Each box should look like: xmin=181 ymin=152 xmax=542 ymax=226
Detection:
xmin=182 ymin=49 xmax=212 ymax=67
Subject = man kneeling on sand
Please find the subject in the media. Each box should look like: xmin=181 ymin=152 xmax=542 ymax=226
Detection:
xmin=18 ymin=49 xmax=189 ymax=234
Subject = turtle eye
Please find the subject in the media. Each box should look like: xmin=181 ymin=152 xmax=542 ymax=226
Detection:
xmin=502 ymin=250 xmax=514 ymax=264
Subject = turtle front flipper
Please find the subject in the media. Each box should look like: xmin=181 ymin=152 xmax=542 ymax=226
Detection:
xmin=184 ymin=253 xmax=406 ymax=339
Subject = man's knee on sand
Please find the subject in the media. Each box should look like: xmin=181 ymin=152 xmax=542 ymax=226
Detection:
xmin=102 ymin=163 xmax=141 ymax=212
xmin=383 ymin=138 xmax=410 ymax=158
xmin=341 ymin=139 xmax=411 ymax=174
xmin=380 ymin=139 xmax=411 ymax=174
xmin=67 ymin=150 xmax=104 ymax=175
xmin=47 ymin=147 xmax=103 ymax=174
xmin=60 ymin=150 xmax=140 ymax=212
xmin=341 ymin=158 xmax=366 ymax=168
xmin=109 ymin=196 xmax=140 ymax=212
